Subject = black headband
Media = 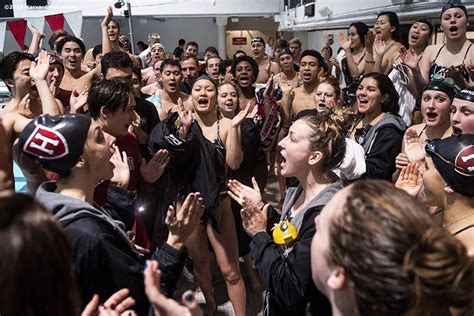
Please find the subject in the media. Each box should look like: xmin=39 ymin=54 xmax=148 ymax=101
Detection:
xmin=279 ymin=47 xmax=293 ymax=57
xmin=251 ymin=37 xmax=265 ymax=45
xmin=416 ymin=19 xmax=434 ymax=37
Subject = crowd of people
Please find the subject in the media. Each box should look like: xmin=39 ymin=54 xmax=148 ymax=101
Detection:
xmin=0 ymin=0 xmax=473 ymax=315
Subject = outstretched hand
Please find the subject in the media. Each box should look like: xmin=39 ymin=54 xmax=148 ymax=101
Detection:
xmin=70 ymin=87 xmax=89 ymax=114
xmin=29 ymin=50 xmax=49 ymax=82
xmin=140 ymin=149 xmax=170 ymax=184
xmin=228 ymin=177 xmax=263 ymax=209
xmin=338 ymin=32 xmax=351 ymax=51
xmin=395 ymin=163 xmax=423 ymax=197
xmin=166 ymin=192 xmax=205 ymax=248
xmin=176 ymin=97 xmax=192 ymax=139
xmin=101 ymin=6 xmax=113 ymax=28
xmin=144 ymin=260 xmax=203 ymax=316
xmin=404 ymin=129 xmax=425 ymax=163
xmin=110 ymin=145 xmax=130 ymax=189
xmin=231 ymin=101 xmax=252 ymax=127
xmin=17 ymin=94 xmax=33 ymax=119
xmin=399 ymin=46 xmax=420 ymax=70
xmin=82 ymin=288 xmax=136 ymax=316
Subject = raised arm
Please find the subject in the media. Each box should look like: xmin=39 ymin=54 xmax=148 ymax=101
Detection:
xmin=338 ymin=32 xmax=365 ymax=77
xmin=101 ymin=6 xmax=114 ymax=55
xmin=225 ymin=102 xmax=251 ymax=170
xmin=30 ymin=51 xmax=62 ymax=115
xmin=27 ymin=25 xmax=44 ymax=54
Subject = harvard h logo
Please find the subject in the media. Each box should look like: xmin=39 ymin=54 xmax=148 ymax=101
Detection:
xmin=23 ymin=125 xmax=69 ymax=159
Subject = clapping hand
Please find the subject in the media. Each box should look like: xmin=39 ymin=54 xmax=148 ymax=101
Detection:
xmin=338 ymin=32 xmax=351 ymax=52
xmin=29 ymin=50 xmax=49 ymax=82
xmin=228 ymin=177 xmax=264 ymax=209
xmin=231 ymin=101 xmax=252 ymax=128
xmin=404 ymin=129 xmax=425 ymax=163
xmin=241 ymin=204 xmax=269 ymax=237
xmin=395 ymin=163 xmax=423 ymax=197
xmin=140 ymin=149 xmax=170 ymax=184
xmin=82 ymin=288 xmax=136 ymax=316
xmin=110 ymin=145 xmax=130 ymax=189
xmin=70 ymin=87 xmax=89 ymax=114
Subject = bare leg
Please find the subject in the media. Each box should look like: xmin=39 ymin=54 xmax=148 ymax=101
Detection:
xmin=243 ymin=254 xmax=262 ymax=293
xmin=207 ymin=197 xmax=247 ymax=316
xmin=185 ymin=223 xmax=216 ymax=315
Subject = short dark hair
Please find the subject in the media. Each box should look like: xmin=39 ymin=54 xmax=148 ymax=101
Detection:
xmin=232 ymin=50 xmax=246 ymax=59
xmin=219 ymin=59 xmax=233 ymax=76
xmin=185 ymin=41 xmax=199 ymax=50
xmin=204 ymin=46 xmax=219 ymax=56
xmin=48 ymin=30 xmax=69 ymax=50
xmin=275 ymin=39 xmax=288 ymax=50
xmin=300 ymin=49 xmax=324 ymax=68
xmin=231 ymin=55 xmax=259 ymax=82
xmin=361 ymin=72 xmax=400 ymax=115
xmin=160 ymin=58 xmax=182 ymax=73
xmin=55 ymin=35 xmax=86 ymax=55
xmin=92 ymin=44 xmax=102 ymax=60
xmin=87 ymin=79 xmax=133 ymax=118
xmin=131 ymin=64 xmax=142 ymax=82
xmin=179 ymin=39 xmax=186 ymax=46
xmin=0 ymin=51 xmax=34 ymax=82
xmin=100 ymin=51 xmax=133 ymax=77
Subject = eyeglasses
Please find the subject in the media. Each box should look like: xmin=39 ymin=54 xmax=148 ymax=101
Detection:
xmin=425 ymin=141 xmax=473 ymax=175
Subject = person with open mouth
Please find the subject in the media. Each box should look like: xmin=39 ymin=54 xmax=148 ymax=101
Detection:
xmin=349 ymin=72 xmax=406 ymax=180
xmin=393 ymin=78 xmax=455 ymax=182
xmin=402 ymin=0 xmax=473 ymax=94
xmin=451 ymin=87 xmax=474 ymax=135
xmin=365 ymin=11 xmax=403 ymax=75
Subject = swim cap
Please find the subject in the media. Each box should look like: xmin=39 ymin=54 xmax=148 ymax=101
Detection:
xmin=19 ymin=114 xmax=91 ymax=177
xmin=251 ymin=37 xmax=265 ymax=45
xmin=425 ymin=134 xmax=474 ymax=197
xmin=454 ymin=87 xmax=474 ymax=103
xmin=441 ymin=0 xmax=467 ymax=17
xmin=279 ymin=47 xmax=293 ymax=57
xmin=151 ymin=43 xmax=165 ymax=51
xmin=416 ymin=19 xmax=434 ymax=37
xmin=423 ymin=78 xmax=455 ymax=101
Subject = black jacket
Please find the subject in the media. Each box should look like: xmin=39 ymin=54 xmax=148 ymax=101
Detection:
xmin=36 ymin=182 xmax=186 ymax=316
xmin=250 ymin=184 xmax=341 ymax=316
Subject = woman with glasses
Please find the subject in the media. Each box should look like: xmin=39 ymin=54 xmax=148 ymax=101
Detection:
xmin=393 ymin=79 xmax=455 ymax=181
xmin=349 ymin=72 xmax=406 ymax=180
xmin=402 ymin=0 xmax=473 ymax=94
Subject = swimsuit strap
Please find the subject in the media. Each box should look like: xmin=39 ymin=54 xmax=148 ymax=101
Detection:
xmin=217 ymin=117 xmax=221 ymax=139
xmin=462 ymin=43 xmax=472 ymax=63
xmin=418 ymin=124 xmax=427 ymax=138
xmin=433 ymin=44 xmax=446 ymax=63
xmin=453 ymin=224 xmax=474 ymax=236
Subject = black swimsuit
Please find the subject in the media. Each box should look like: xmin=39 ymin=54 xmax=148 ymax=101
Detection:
xmin=429 ymin=43 xmax=472 ymax=81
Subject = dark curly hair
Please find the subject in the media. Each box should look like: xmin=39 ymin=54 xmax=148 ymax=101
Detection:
xmin=231 ymin=55 xmax=259 ymax=84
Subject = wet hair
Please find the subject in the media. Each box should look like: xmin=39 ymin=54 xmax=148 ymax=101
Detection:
xmin=348 ymin=22 xmax=369 ymax=46
xmin=289 ymin=37 xmax=302 ymax=48
xmin=300 ymin=49 xmax=324 ymax=68
xmin=328 ymin=180 xmax=473 ymax=315
xmin=377 ymin=11 xmax=401 ymax=42
xmin=0 ymin=193 xmax=81 ymax=316
xmin=160 ymin=58 xmax=182 ymax=73
xmin=231 ymin=55 xmax=259 ymax=82
xmin=318 ymin=76 xmax=342 ymax=103
xmin=136 ymin=41 xmax=148 ymax=51
xmin=48 ymin=30 xmax=68 ymax=50
xmin=92 ymin=44 xmax=102 ymax=60
xmin=194 ymin=74 xmax=218 ymax=91
xmin=185 ymin=41 xmax=199 ymax=51
xmin=178 ymin=38 xmax=186 ymax=46
xmin=232 ymin=50 xmax=247 ymax=59
xmin=0 ymin=51 xmax=34 ymax=82
xmin=55 ymin=35 xmax=86 ymax=55
xmin=100 ymin=51 xmax=133 ymax=77
xmin=219 ymin=59 xmax=234 ymax=76
xmin=360 ymin=72 xmax=399 ymax=115
xmin=87 ymin=79 xmax=133 ymax=118
xmin=275 ymin=38 xmax=289 ymax=50
xmin=206 ymin=56 xmax=221 ymax=68
xmin=179 ymin=53 xmax=198 ymax=66
xmin=297 ymin=107 xmax=352 ymax=172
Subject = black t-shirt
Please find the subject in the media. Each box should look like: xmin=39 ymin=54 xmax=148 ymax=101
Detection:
xmin=134 ymin=96 xmax=160 ymax=136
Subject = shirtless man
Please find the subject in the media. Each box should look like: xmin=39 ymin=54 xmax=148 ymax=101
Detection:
xmin=289 ymin=38 xmax=302 ymax=66
xmin=205 ymin=56 xmax=221 ymax=81
xmin=283 ymin=50 xmax=323 ymax=127
xmin=0 ymin=51 xmax=62 ymax=193
xmin=155 ymin=59 xmax=190 ymax=120
xmin=251 ymin=37 xmax=279 ymax=84
xmin=141 ymin=60 xmax=163 ymax=96
xmin=273 ymin=48 xmax=300 ymax=96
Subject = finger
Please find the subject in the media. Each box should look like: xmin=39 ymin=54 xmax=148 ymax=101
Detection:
xmin=144 ymin=260 xmax=163 ymax=300
xmin=399 ymin=166 xmax=407 ymax=180
xmin=165 ymin=206 xmax=174 ymax=225
xmin=82 ymin=294 xmax=100 ymax=316
xmin=162 ymin=156 xmax=170 ymax=168
xmin=181 ymin=290 xmax=199 ymax=311
xmin=140 ymin=158 xmax=146 ymax=170
xmin=103 ymin=288 xmax=130 ymax=309
xmin=121 ymin=150 xmax=128 ymax=165
xmin=180 ymin=193 xmax=196 ymax=219
xmin=251 ymin=177 xmax=260 ymax=192
xmin=227 ymin=190 xmax=241 ymax=204
xmin=114 ymin=296 xmax=136 ymax=313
